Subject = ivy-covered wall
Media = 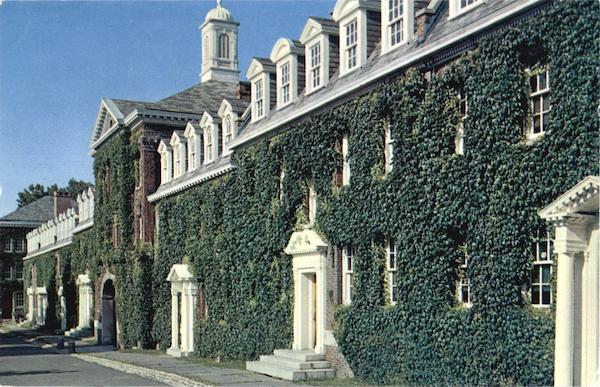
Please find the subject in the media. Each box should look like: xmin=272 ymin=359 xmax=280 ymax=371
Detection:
xmin=153 ymin=1 xmax=598 ymax=385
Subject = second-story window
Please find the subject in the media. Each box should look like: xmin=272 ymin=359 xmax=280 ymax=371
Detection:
xmin=529 ymin=66 xmax=550 ymax=137
xmin=460 ymin=0 xmax=481 ymax=9
xmin=16 ymin=263 xmax=22 ymax=279
xmin=384 ymin=124 xmax=394 ymax=173
xmin=15 ymin=239 xmax=24 ymax=253
xmin=281 ymin=62 xmax=291 ymax=105
xmin=457 ymin=244 xmax=471 ymax=306
xmin=254 ymin=79 xmax=264 ymax=118
xmin=310 ymin=43 xmax=321 ymax=89
xmin=456 ymin=90 xmax=468 ymax=155
xmin=345 ymin=19 xmax=358 ymax=70
xmin=2 ymin=238 xmax=12 ymax=252
xmin=389 ymin=0 xmax=403 ymax=47
xmin=219 ymin=34 xmax=229 ymax=59
xmin=342 ymin=135 xmax=350 ymax=185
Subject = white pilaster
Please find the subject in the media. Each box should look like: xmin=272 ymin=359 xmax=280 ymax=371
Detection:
xmin=59 ymin=286 xmax=67 ymax=331
xmin=168 ymin=290 xmax=180 ymax=356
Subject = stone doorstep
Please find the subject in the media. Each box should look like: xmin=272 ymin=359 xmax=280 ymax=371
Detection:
xmin=246 ymin=360 xmax=335 ymax=382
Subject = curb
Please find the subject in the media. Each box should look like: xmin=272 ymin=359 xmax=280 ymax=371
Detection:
xmin=72 ymin=353 xmax=209 ymax=387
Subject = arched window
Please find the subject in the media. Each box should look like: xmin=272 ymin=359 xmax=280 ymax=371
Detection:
xmin=218 ymin=34 xmax=229 ymax=59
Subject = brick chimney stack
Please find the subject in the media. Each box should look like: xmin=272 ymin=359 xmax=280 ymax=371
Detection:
xmin=236 ymin=81 xmax=251 ymax=102
xmin=53 ymin=191 xmax=72 ymax=218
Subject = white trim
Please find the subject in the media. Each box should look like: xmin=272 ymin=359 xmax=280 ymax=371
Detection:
xmin=229 ymin=0 xmax=544 ymax=150
xmin=23 ymin=237 xmax=72 ymax=261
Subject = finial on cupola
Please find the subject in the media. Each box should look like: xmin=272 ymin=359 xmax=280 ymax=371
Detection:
xmin=217 ymin=0 xmax=222 ymax=7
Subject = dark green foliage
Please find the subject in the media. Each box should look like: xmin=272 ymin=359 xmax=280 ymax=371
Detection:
xmin=16 ymin=179 xmax=93 ymax=207
xmin=153 ymin=1 xmax=598 ymax=384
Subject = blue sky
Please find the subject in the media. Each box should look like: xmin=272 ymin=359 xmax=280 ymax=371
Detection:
xmin=0 ymin=0 xmax=336 ymax=216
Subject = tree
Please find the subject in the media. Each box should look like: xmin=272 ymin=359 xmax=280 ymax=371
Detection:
xmin=17 ymin=179 xmax=94 ymax=207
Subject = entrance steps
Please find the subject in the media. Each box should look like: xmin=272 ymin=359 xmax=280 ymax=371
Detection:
xmin=246 ymin=349 xmax=335 ymax=381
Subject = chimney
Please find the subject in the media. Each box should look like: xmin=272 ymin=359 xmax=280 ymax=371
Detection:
xmin=415 ymin=7 xmax=435 ymax=37
xmin=53 ymin=191 xmax=71 ymax=218
xmin=236 ymin=81 xmax=251 ymax=102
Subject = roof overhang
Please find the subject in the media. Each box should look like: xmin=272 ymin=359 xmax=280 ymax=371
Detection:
xmin=300 ymin=18 xmax=338 ymax=44
xmin=539 ymin=176 xmax=599 ymax=222
xmin=167 ymin=264 xmax=196 ymax=282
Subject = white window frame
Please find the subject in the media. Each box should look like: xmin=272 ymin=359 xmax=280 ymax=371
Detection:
xmin=280 ymin=61 xmax=291 ymax=106
xmin=449 ymin=0 xmax=484 ymax=19
xmin=2 ymin=238 xmax=12 ymax=253
xmin=309 ymin=43 xmax=321 ymax=90
xmin=457 ymin=244 xmax=471 ymax=307
xmin=173 ymin=143 xmax=182 ymax=177
xmin=344 ymin=18 xmax=358 ymax=72
xmin=386 ymin=238 xmax=398 ymax=304
xmin=342 ymin=134 xmax=350 ymax=186
xmin=14 ymin=239 xmax=24 ymax=253
xmin=388 ymin=0 xmax=403 ymax=47
xmin=14 ymin=291 xmax=24 ymax=308
xmin=188 ymin=134 xmax=197 ymax=171
xmin=342 ymin=244 xmax=354 ymax=305
xmin=205 ymin=128 xmax=214 ymax=164
xmin=531 ymin=228 xmax=553 ymax=307
xmin=455 ymin=90 xmax=468 ymax=155
xmin=254 ymin=78 xmax=265 ymax=119
xmin=224 ymin=116 xmax=233 ymax=145
xmin=384 ymin=123 xmax=394 ymax=173
xmin=528 ymin=66 xmax=550 ymax=139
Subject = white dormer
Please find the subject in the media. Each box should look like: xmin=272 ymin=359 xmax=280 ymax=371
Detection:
xmin=449 ymin=0 xmax=484 ymax=19
xmin=246 ymin=58 xmax=276 ymax=122
xmin=270 ymin=38 xmax=305 ymax=109
xmin=218 ymin=99 xmax=243 ymax=156
xmin=184 ymin=123 xmax=202 ymax=171
xmin=200 ymin=112 xmax=219 ymax=164
xmin=299 ymin=17 xmax=339 ymax=94
xmin=170 ymin=131 xmax=187 ymax=178
xmin=381 ymin=0 xmax=414 ymax=54
xmin=332 ymin=0 xmax=381 ymax=76
xmin=158 ymin=140 xmax=173 ymax=184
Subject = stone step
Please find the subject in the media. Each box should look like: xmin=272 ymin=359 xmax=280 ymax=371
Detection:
xmin=246 ymin=360 xmax=335 ymax=381
xmin=259 ymin=354 xmax=331 ymax=370
xmin=272 ymin=349 xmax=324 ymax=362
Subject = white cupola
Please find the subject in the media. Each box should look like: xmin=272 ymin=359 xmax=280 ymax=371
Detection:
xmin=200 ymin=0 xmax=240 ymax=83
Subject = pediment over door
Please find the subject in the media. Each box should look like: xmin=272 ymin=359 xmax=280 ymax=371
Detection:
xmin=167 ymin=264 xmax=196 ymax=283
xmin=539 ymin=176 xmax=599 ymax=221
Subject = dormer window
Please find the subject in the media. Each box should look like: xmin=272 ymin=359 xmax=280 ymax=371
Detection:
xmin=218 ymin=34 xmax=230 ymax=59
xmin=170 ymin=131 xmax=187 ymax=178
xmin=188 ymin=138 xmax=197 ymax=170
xmin=310 ymin=44 xmax=321 ymax=89
xmin=158 ymin=141 xmax=173 ymax=184
xmin=200 ymin=112 xmax=218 ymax=164
xmin=382 ymin=0 xmax=413 ymax=53
xmin=254 ymin=79 xmax=264 ymax=118
xmin=345 ymin=19 xmax=358 ymax=70
xmin=206 ymin=130 xmax=213 ymax=162
xmin=300 ymin=17 xmax=339 ymax=94
xmin=184 ymin=123 xmax=202 ymax=171
xmin=218 ymin=98 xmax=245 ymax=156
xmin=224 ymin=116 xmax=233 ymax=144
xmin=281 ymin=62 xmax=291 ymax=104
xmin=449 ymin=0 xmax=483 ymax=18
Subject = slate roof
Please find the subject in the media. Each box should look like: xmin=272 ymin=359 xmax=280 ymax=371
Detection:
xmin=110 ymin=99 xmax=152 ymax=118
xmin=309 ymin=16 xmax=338 ymax=29
xmin=0 ymin=196 xmax=55 ymax=225
xmin=234 ymin=0 xmax=544 ymax=147
xmin=224 ymin=97 xmax=250 ymax=114
xmin=146 ymin=80 xmax=238 ymax=116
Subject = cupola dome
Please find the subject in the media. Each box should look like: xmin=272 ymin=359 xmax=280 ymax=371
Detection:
xmin=205 ymin=0 xmax=234 ymax=23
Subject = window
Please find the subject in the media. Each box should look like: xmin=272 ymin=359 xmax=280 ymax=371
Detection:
xmin=345 ymin=19 xmax=358 ymax=70
xmin=342 ymin=245 xmax=354 ymax=305
xmin=206 ymin=130 xmax=213 ymax=162
xmin=531 ymin=228 xmax=553 ymax=306
xmin=224 ymin=117 xmax=233 ymax=144
xmin=188 ymin=136 xmax=196 ymax=170
xmin=308 ymin=185 xmax=317 ymax=225
xmin=16 ymin=263 xmax=22 ymax=279
xmin=386 ymin=239 xmax=398 ymax=304
xmin=14 ymin=291 xmax=23 ymax=308
xmin=310 ymin=43 xmax=321 ymax=89
xmin=457 ymin=244 xmax=470 ymax=306
xmin=279 ymin=163 xmax=285 ymax=201
xmin=254 ymin=79 xmax=264 ymax=118
xmin=2 ymin=238 xmax=12 ymax=252
xmin=174 ymin=144 xmax=181 ymax=177
xmin=388 ymin=0 xmax=403 ymax=47
xmin=218 ymin=34 xmax=229 ymax=59
xmin=529 ymin=66 xmax=550 ymax=137
xmin=384 ymin=124 xmax=394 ymax=173
xmin=14 ymin=239 xmax=24 ymax=253
xmin=455 ymin=90 xmax=467 ymax=155
xmin=161 ymin=155 xmax=168 ymax=183
xmin=460 ymin=0 xmax=481 ymax=9
xmin=281 ymin=62 xmax=291 ymax=105
xmin=4 ymin=265 xmax=13 ymax=280
xmin=342 ymin=135 xmax=350 ymax=185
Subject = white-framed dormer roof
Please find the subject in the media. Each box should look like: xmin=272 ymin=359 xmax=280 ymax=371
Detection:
xmin=157 ymin=139 xmax=172 ymax=154
xmin=200 ymin=111 xmax=220 ymax=128
xmin=246 ymin=57 xmax=276 ymax=80
xmin=90 ymin=99 xmax=124 ymax=149
xmin=170 ymin=130 xmax=186 ymax=146
xmin=332 ymin=0 xmax=380 ymax=21
xmin=299 ymin=17 xmax=339 ymax=44
xmin=166 ymin=264 xmax=196 ymax=282
xmin=184 ymin=121 xmax=201 ymax=138
xmin=270 ymin=38 xmax=304 ymax=63
xmin=539 ymin=176 xmax=600 ymax=221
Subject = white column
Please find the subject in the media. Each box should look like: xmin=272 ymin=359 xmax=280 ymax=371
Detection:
xmin=27 ymin=288 xmax=34 ymax=322
xmin=59 ymin=286 xmax=66 ymax=331
xmin=169 ymin=290 xmax=180 ymax=352
xmin=180 ymin=290 xmax=188 ymax=352
xmin=555 ymin=252 xmax=575 ymax=386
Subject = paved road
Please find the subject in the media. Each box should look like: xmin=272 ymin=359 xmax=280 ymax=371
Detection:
xmin=0 ymin=333 xmax=166 ymax=386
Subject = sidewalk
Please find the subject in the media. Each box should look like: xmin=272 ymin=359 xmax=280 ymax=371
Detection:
xmin=1 ymin=322 xmax=306 ymax=387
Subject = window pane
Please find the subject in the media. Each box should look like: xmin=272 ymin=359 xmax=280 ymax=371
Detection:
xmin=530 ymin=74 xmax=538 ymax=92
xmin=541 ymin=265 xmax=551 ymax=283
xmin=539 ymin=72 xmax=547 ymax=90
xmin=542 ymin=95 xmax=550 ymax=112
xmin=532 ymin=266 xmax=540 ymax=283
xmin=532 ymin=286 xmax=540 ymax=304
xmin=533 ymin=116 xmax=541 ymax=133
xmin=533 ymin=98 xmax=541 ymax=114
xmin=541 ymin=285 xmax=551 ymax=305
